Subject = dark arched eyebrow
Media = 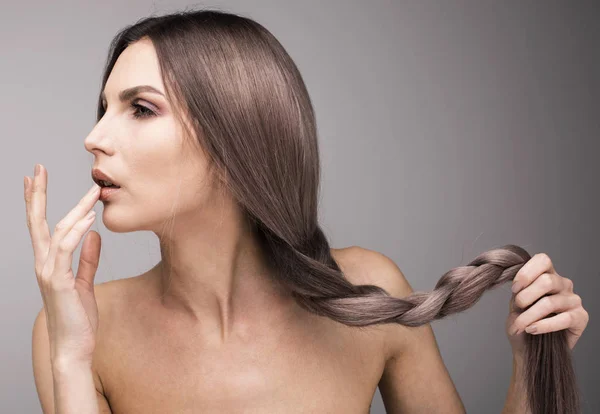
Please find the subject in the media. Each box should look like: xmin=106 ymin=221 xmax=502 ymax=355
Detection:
xmin=100 ymin=85 xmax=165 ymax=103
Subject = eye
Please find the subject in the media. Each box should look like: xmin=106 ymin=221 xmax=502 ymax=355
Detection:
xmin=131 ymin=101 xmax=156 ymax=119
xmin=99 ymin=99 xmax=157 ymax=119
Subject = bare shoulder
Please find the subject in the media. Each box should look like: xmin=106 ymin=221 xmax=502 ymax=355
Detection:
xmin=331 ymin=246 xmax=414 ymax=298
xmin=330 ymin=246 xmax=415 ymax=361
xmin=89 ymin=274 xmax=148 ymax=389
xmin=334 ymin=246 xmax=465 ymax=413
xmin=93 ymin=275 xmax=141 ymax=312
xmin=93 ymin=270 xmax=154 ymax=320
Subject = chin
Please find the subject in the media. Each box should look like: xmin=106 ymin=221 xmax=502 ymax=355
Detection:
xmin=100 ymin=205 xmax=170 ymax=234
xmin=99 ymin=207 xmax=143 ymax=233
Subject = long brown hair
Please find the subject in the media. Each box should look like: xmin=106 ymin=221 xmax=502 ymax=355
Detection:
xmin=95 ymin=8 xmax=580 ymax=413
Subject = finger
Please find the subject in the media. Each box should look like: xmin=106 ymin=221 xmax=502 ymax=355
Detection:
xmin=513 ymin=252 xmax=556 ymax=292
xmin=43 ymin=184 xmax=101 ymax=279
xmin=25 ymin=165 xmax=52 ymax=274
xmin=52 ymin=211 xmax=97 ymax=287
xmin=562 ymin=276 xmax=574 ymax=293
xmin=509 ymin=293 xmax=520 ymax=314
xmin=511 ymin=293 xmax=582 ymax=334
xmin=75 ymin=230 xmax=102 ymax=290
xmin=524 ymin=310 xmax=574 ymax=335
xmin=514 ymin=272 xmax=564 ymax=309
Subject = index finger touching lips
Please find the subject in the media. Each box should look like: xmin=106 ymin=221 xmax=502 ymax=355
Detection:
xmin=26 ymin=164 xmax=51 ymax=262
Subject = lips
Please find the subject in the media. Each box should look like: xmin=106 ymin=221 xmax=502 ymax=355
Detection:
xmin=92 ymin=168 xmax=120 ymax=188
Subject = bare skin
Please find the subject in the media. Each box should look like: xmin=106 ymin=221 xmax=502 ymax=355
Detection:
xmin=71 ymin=37 xmax=392 ymax=413
xmin=90 ymin=248 xmax=388 ymax=414
xmin=73 ymin=38 xmax=385 ymax=413
xmin=30 ymin=28 xmax=497 ymax=414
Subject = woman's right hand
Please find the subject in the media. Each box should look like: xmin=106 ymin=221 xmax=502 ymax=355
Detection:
xmin=25 ymin=164 xmax=103 ymax=366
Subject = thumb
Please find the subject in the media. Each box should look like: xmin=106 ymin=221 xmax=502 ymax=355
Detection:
xmin=76 ymin=230 xmax=101 ymax=290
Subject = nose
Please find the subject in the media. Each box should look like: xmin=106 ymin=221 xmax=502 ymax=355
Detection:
xmin=84 ymin=118 xmax=114 ymax=156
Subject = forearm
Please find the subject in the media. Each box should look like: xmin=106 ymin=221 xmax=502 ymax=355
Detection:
xmin=52 ymin=358 xmax=99 ymax=414
xmin=501 ymin=356 xmax=531 ymax=414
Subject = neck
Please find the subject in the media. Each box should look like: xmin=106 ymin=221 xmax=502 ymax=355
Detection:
xmin=149 ymin=206 xmax=296 ymax=345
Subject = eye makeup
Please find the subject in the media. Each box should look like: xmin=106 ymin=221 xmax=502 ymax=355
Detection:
xmin=100 ymin=97 xmax=159 ymax=119
xmin=130 ymin=101 xmax=157 ymax=119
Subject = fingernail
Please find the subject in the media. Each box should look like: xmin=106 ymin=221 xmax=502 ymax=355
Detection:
xmin=512 ymin=282 xmax=522 ymax=293
xmin=525 ymin=325 xmax=537 ymax=334
xmin=24 ymin=176 xmax=29 ymax=191
xmin=35 ymin=164 xmax=40 ymax=176
xmin=86 ymin=211 xmax=96 ymax=220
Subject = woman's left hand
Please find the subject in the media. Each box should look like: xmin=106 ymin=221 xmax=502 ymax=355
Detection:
xmin=506 ymin=253 xmax=589 ymax=357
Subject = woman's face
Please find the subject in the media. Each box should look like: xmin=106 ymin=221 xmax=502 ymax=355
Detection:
xmin=84 ymin=38 xmax=217 ymax=234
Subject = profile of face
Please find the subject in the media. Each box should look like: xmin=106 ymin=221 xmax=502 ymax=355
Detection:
xmin=84 ymin=39 xmax=221 ymax=235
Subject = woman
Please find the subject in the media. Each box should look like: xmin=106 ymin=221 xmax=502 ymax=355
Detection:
xmin=25 ymin=8 xmax=588 ymax=414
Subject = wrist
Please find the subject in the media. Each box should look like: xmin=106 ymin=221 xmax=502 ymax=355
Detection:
xmin=51 ymin=355 xmax=93 ymax=375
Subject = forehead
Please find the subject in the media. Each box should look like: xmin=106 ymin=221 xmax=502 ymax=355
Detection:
xmin=103 ymin=39 xmax=165 ymax=99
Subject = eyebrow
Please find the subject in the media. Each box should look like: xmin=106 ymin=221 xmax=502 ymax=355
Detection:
xmin=100 ymin=85 xmax=165 ymax=104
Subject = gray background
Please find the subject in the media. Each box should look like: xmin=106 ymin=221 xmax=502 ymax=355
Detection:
xmin=2 ymin=0 xmax=598 ymax=412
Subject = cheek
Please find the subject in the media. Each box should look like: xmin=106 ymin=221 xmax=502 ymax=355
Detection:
xmin=129 ymin=123 xmax=182 ymax=169
xmin=176 ymin=156 xmax=216 ymax=204
xmin=148 ymin=172 xmax=205 ymax=215
xmin=171 ymin=177 xmax=208 ymax=213
xmin=100 ymin=174 xmax=216 ymax=233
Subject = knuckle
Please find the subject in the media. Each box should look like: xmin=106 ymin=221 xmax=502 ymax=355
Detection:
xmin=539 ymin=296 xmax=552 ymax=312
xmin=54 ymin=220 xmax=65 ymax=232
xmin=29 ymin=215 xmax=43 ymax=228
xmin=566 ymin=312 xmax=574 ymax=325
xmin=515 ymin=294 xmax=527 ymax=309
xmin=519 ymin=271 xmax=531 ymax=285
xmin=537 ymin=252 xmax=551 ymax=264
xmin=541 ymin=273 xmax=554 ymax=288
xmin=565 ymin=278 xmax=574 ymax=291
xmin=572 ymin=294 xmax=582 ymax=307
xmin=75 ymin=215 xmax=89 ymax=227
xmin=58 ymin=239 xmax=71 ymax=252
xmin=513 ymin=319 xmax=522 ymax=331
xmin=40 ymin=268 xmax=52 ymax=282
xmin=32 ymin=184 xmax=46 ymax=196
xmin=28 ymin=215 xmax=39 ymax=228
xmin=514 ymin=316 xmax=525 ymax=330
xmin=516 ymin=274 xmax=527 ymax=286
xmin=41 ymin=279 xmax=54 ymax=293
xmin=48 ymin=279 xmax=67 ymax=292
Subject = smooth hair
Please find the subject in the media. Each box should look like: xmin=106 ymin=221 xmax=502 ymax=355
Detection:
xmin=95 ymin=7 xmax=580 ymax=414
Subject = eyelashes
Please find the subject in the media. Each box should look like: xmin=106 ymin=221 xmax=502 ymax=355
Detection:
xmin=131 ymin=102 xmax=156 ymax=119
xmin=100 ymin=99 xmax=157 ymax=119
